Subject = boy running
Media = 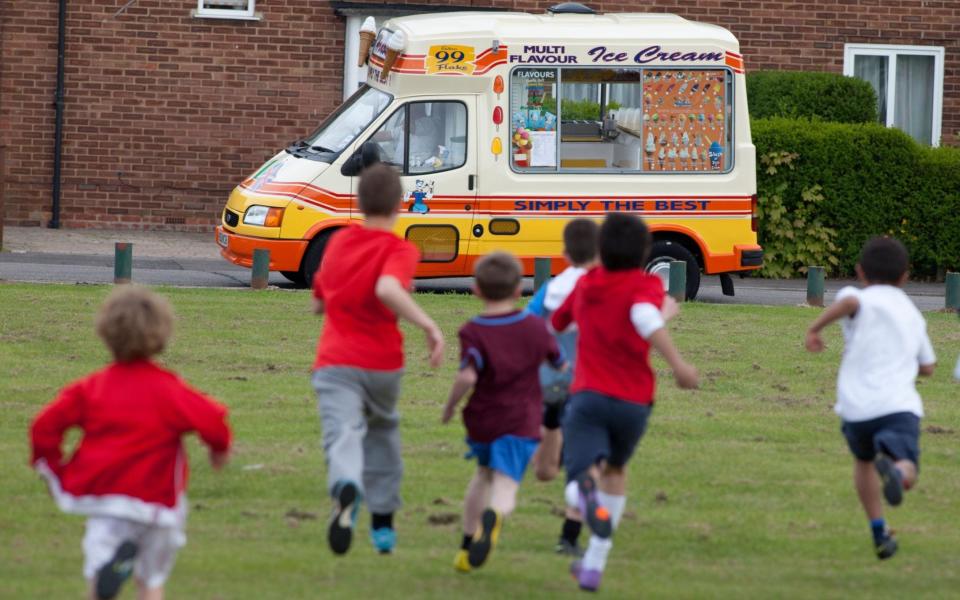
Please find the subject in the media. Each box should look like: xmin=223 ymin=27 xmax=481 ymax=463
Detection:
xmin=30 ymin=286 xmax=232 ymax=600
xmin=552 ymin=212 xmax=698 ymax=591
xmin=312 ymin=163 xmax=444 ymax=556
xmin=442 ymin=252 xmax=566 ymax=572
xmin=805 ymin=236 xmax=936 ymax=559
xmin=527 ymin=218 xmax=598 ymax=556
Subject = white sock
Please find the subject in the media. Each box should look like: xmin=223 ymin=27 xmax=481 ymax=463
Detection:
xmin=564 ymin=480 xmax=579 ymax=509
xmin=597 ymin=491 xmax=626 ymax=529
xmin=582 ymin=535 xmax=613 ymax=572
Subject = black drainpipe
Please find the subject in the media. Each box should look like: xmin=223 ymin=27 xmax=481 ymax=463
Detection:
xmin=49 ymin=0 xmax=66 ymax=229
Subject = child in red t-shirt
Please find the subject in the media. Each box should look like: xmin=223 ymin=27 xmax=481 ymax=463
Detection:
xmin=312 ymin=163 xmax=444 ymax=556
xmin=442 ymin=252 xmax=566 ymax=572
xmin=30 ymin=286 xmax=231 ymax=600
xmin=552 ymin=213 xmax=698 ymax=592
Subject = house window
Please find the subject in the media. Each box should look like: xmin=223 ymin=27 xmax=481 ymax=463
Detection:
xmin=843 ymin=44 xmax=945 ymax=146
xmin=194 ymin=0 xmax=259 ymax=20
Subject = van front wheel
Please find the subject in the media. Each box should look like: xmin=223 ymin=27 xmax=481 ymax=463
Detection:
xmin=646 ymin=241 xmax=701 ymax=300
xmin=299 ymin=229 xmax=336 ymax=288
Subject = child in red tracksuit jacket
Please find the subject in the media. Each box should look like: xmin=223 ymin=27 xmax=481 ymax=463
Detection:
xmin=30 ymin=286 xmax=231 ymax=600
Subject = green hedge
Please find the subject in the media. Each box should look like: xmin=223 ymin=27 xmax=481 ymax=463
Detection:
xmin=747 ymin=71 xmax=878 ymax=124
xmin=753 ymin=117 xmax=960 ymax=279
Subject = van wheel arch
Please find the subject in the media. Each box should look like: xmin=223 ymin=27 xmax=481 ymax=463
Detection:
xmin=647 ymin=233 xmax=703 ymax=300
xmin=299 ymin=228 xmax=340 ymax=288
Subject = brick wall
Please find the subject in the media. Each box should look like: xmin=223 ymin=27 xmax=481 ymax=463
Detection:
xmin=1 ymin=0 xmax=957 ymax=230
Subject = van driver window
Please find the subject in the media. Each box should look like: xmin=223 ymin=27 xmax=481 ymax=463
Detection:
xmin=369 ymin=101 xmax=467 ymax=175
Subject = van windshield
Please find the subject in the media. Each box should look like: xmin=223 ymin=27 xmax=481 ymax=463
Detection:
xmin=302 ymin=86 xmax=392 ymax=154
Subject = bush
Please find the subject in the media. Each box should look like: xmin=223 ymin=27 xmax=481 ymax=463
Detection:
xmin=753 ymin=117 xmax=960 ymax=279
xmin=540 ymin=98 xmax=621 ymax=121
xmin=747 ymin=71 xmax=878 ymax=124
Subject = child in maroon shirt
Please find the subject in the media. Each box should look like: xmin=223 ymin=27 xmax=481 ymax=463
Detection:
xmin=442 ymin=252 xmax=565 ymax=573
xmin=30 ymin=286 xmax=231 ymax=600
xmin=552 ymin=213 xmax=698 ymax=592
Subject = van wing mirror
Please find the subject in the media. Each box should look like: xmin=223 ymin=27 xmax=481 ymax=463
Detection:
xmin=340 ymin=142 xmax=382 ymax=176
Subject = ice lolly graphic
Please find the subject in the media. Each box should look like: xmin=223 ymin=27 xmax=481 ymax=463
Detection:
xmin=659 ymin=131 xmax=666 ymax=146
xmin=682 ymin=131 xmax=689 ymax=145
xmin=671 ymin=132 xmax=678 ymax=146
xmin=380 ymin=30 xmax=406 ymax=81
xmin=358 ymin=17 xmax=377 ymax=67
xmin=658 ymin=147 xmax=666 ymax=169
xmin=645 ymin=133 xmax=655 ymax=153
xmin=679 ymin=147 xmax=689 ymax=169
xmin=708 ymin=140 xmax=723 ymax=169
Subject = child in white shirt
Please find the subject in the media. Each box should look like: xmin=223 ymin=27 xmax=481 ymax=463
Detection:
xmin=805 ymin=237 xmax=936 ymax=560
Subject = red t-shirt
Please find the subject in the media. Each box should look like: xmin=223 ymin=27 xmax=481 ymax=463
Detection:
xmin=459 ymin=310 xmax=563 ymax=442
xmin=552 ymin=268 xmax=664 ymax=404
xmin=30 ymin=360 xmax=231 ymax=514
xmin=313 ymin=225 xmax=421 ymax=371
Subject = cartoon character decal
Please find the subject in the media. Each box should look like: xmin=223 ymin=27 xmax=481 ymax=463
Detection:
xmin=249 ymin=157 xmax=285 ymax=192
xmin=406 ymin=179 xmax=435 ymax=214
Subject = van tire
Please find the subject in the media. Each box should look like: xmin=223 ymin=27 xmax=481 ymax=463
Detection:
xmin=300 ymin=229 xmax=336 ymax=288
xmin=646 ymin=241 xmax=701 ymax=300
xmin=280 ymin=271 xmax=306 ymax=286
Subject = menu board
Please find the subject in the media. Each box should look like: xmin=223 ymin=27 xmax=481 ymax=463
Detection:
xmin=640 ymin=70 xmax=728 ymax=172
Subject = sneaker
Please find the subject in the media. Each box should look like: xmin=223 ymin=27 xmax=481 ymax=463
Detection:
xmin=556 ymin=537 xmax=584 ymax=557
xmin=453 ymin=549 xmax=471 ymax=573
xmin=95 ymin=541 xmax=138 ymax=600
xmin=370 ymin=527 xmax=396 ymax=554
xmin=875 ymin=532 xmax=898 ymax=560
xmin=328 ymin=480 xmax=361 ymax=555
xmin=570 ymin=559 xmax=602 ymax=592
xmin=467 ymin=508 xmax=502 ymax=568
xmin=875 ymin=455 xmax=904 ymax=506
xmin=576 ymin=473 xmax=612 ymax=539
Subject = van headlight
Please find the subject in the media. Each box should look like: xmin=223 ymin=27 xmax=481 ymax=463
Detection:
xmin=243 ymin=206 xmax=284 ymax=227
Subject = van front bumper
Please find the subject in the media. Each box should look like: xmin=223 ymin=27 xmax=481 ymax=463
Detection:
xmin=216 ymin=226 xmax=307 ymax=272
xmin=704 ymin=244 xmax=763 ymax=274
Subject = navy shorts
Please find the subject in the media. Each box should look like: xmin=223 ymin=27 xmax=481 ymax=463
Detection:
xmin=841 ymin=412 xmax=921 ymax=467
xmin=562 ymin=391 xmax=652 ymax=481
xmin=466 ymin=435 xmax=540 ymax=482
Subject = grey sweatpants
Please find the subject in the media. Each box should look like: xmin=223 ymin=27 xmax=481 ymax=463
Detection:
xmin=312 ymin=367 xmax=404 ymax=514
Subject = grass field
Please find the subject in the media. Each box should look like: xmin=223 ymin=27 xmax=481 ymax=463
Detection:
xmin=2 ymin=282 xmax=959 ymax=599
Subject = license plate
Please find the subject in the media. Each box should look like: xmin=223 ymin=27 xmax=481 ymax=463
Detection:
xmin=217 ymin=231 xmax=229 ymax=248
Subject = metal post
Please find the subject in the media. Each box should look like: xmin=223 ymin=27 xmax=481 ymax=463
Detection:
xmin=251 ymin=248 xmax=270 ymax=290
xmin=114 ymin=243 xmax=132 ymax=284
xmin=806 ymin=266 xmax=825 ymax=307
xmin=0 ymin=146 xmax=5 ymax=249
xmin=533 ymin=257 xmax=551 ymax=292
xmin=668 ymin=260 xmax=686 ymax=302
xmin=946 ymin=272 xmax=960 ymax=310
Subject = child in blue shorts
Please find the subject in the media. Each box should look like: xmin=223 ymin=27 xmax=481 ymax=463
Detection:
xmin=805 ymin=237 xmax=936 ymax=559
xmin=442 ymin=252 xmax=566 ymax=572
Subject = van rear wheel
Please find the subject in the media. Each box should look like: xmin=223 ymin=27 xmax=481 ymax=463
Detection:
xmin=646 ymin=241 xmax=701 ymax=300
xmin=299 ymin=229 xmax=336 ymax=288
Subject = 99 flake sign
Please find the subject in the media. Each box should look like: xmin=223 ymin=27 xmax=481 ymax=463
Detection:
xmin=426 ymin=45 xmax=476 ymax=75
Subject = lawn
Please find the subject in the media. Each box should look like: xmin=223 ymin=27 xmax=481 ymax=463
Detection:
xmin=2 ymin=282 xmax=959 ymax=599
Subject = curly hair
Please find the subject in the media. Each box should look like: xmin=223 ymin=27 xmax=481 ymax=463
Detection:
xmin=96 ymin=285 xmax=174 ymax=362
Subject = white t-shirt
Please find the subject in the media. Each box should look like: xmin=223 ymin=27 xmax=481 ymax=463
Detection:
xmin=835 ymin=285 xmax=936 ymax=422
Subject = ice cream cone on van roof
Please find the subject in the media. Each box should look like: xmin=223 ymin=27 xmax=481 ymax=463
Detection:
xmin=380 ymin=30 xmax=406 ymax=82
xmin=358 ymin=17 xmax=376 ymax=67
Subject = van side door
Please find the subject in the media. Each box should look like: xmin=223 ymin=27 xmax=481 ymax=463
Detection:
xmin=363 ymin=97 xmax=477 ymax=276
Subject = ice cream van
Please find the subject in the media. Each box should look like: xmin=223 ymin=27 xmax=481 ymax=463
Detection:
xmin=216 ymin=2 xmax=763 ymax=299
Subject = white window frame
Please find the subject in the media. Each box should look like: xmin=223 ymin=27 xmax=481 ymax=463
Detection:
xmin=843 ymin=43 xmax=945 ymax=147
xmin=193 ymin=0 xmax=261 ymax=21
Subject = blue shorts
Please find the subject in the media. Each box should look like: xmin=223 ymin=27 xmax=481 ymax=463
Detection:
xmin=562 ymin=391 xmax=652 ymax=481
xmin=465 ymin=435 xmax=540 ymax=482
xmin=842 ymin=412 xmax=920 ymax=467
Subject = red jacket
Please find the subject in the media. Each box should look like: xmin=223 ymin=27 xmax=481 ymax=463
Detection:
xmin=30 ymin=360 xmax=231 ymax=526
xmin=552 ymin=267 xmax=664 ymax=404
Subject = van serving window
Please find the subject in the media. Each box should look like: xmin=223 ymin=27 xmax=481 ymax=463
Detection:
xmin=510 ymin=66 xmax=734 ymax=174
